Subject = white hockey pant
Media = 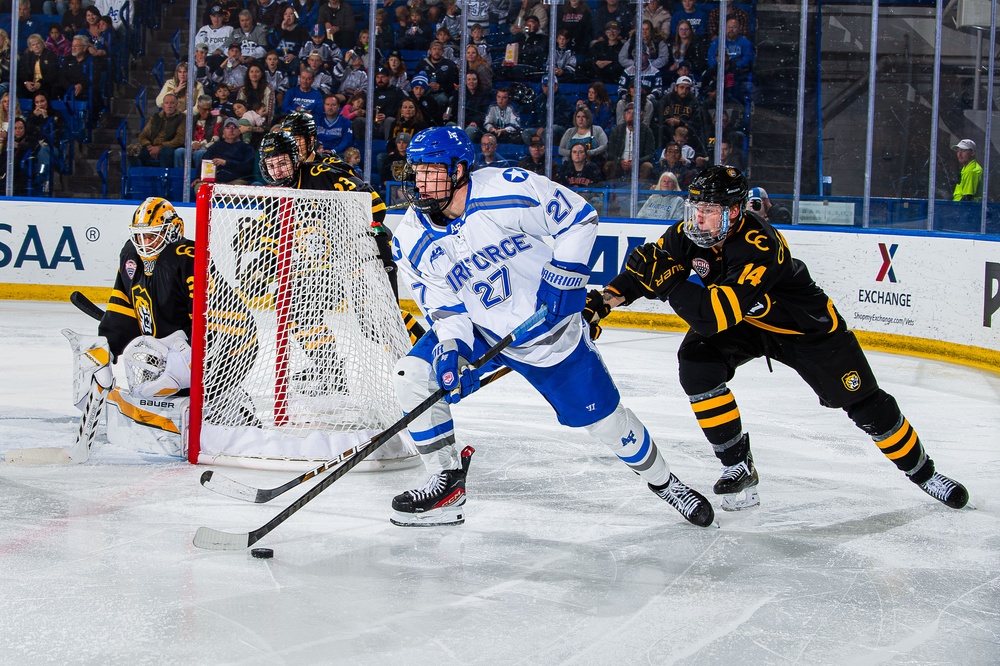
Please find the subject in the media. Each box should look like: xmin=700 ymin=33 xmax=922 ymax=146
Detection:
xmin=585 ymin=403 xmax=670 ymax=487
xmin=393 ymin=354 xmax=460 ymax=474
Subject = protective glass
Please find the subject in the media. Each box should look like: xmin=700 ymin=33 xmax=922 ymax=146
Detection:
xmin=682 ymin=201 xmax=730 ymax=248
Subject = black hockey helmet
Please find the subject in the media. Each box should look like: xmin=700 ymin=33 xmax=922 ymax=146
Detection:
xmin=683 ymin=165 xmax=749 ymax=247
xmin=259 ymin=131 xmax=300 ymax=186
xmin=280 ymin=111 xmax=317 ymax=158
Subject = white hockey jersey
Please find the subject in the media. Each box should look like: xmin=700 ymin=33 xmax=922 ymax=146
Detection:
xmin=393 ymin=166 xmax=598 ymax=367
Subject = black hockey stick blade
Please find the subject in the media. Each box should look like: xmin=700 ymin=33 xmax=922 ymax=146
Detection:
xmin=70 ymin=291 xmax=105 ymax=321
xmin=192 ymin=306 xmax=547 ymax=550
xmin=200 ymin=366 xmax=513 ymax=504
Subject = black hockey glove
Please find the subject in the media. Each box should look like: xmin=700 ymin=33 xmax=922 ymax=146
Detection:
xmin=582 ymin=289 xmax=611 ymax=340
xmin=625 ymin=243 xmax=687 ymax=299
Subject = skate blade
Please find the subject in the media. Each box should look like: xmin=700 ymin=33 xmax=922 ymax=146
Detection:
xmin=6 ymin=447 xmax=74 ymax=465
xmin=720 ymin=488 xmax=760 ymax=512
xmin=390 ymin=506 xmax=465 ymax=527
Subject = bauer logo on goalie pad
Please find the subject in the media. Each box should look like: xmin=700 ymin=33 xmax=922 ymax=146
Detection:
xmin=841 ymin=371 xmax=862 ymax=392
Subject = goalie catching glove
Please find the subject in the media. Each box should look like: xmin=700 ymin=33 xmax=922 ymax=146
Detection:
xmin=626 ymin=242 xmax=688 ymax=299
xmin=433 ymin=339 xmax=480 ymax=405
xmin=122 ymin=331 xmax=192 ymax=399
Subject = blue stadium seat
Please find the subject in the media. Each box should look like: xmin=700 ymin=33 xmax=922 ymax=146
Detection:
xmin=497 ymin=143 xmax=525 ymax=161
xmin=96 ymin=150 xmax=109 ymax=199
xmin=123 ymin=166 xmax=171 ymax=200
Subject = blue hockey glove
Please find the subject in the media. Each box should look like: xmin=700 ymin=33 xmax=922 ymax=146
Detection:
xmin=433 ymin=339 xmax=480 ymax=405
xmin=536 ymin=260 xmax=590 ymax=326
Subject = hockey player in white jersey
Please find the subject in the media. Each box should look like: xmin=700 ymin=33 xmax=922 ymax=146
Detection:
xmin=389 ymin=126 xmax=716 ymax=528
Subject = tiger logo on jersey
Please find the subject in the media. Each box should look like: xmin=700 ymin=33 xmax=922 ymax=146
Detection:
xmin=842 ymin=371 xmax=861 ymax=391
xmin=132 ymin=285 xmax=155 ymax=336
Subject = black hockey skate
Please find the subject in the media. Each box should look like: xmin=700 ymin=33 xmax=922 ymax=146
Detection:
xmin=917 ymin=472 xmax=969 ymax=509
xmin=714 ymin=449 xmax=760 ymax=512
xmin=650 ymin=474 xmax=717 ymax=527
xmin=391 ymin=446 xmax=475 ymax=527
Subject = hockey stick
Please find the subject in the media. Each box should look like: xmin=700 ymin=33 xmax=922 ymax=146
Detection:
xmin=5 ymin=379 xmax=107 ymax=465
xmin=192 ymin=306 xmax=547 ymax=550
xmin=70 ymin=291 xmax=105 ymax=321
xmin=200 ymin=366 xmax=513 ymax=503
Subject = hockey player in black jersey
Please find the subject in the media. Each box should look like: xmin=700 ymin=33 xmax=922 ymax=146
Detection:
xmin=589 ymin=165 xmax=969 ymax=512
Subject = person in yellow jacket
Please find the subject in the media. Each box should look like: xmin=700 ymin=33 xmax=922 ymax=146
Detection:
xmin=952 ymin=138 xmax=983 ymax=202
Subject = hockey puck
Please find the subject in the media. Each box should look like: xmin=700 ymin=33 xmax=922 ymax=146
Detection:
xmin=250 ymin=547 xmax=274 ymax=559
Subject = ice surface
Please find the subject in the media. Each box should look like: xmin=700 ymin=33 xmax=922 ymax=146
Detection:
xmin=0 ymin=301 xmax=997 ymax=665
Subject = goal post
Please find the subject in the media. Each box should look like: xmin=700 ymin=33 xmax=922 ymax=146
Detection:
xmin=189 ymin=183 xmax=418 ymax=471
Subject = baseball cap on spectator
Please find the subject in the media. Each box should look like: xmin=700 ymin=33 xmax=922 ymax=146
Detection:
xmin=310 ymin=24 xmax=324 ymax=38
xmin=396 ymin=132 xmax=412 ymax=144
xmin=952 ymin=139 xmax=976 ymax=151
xmin=411 ymin=73 xmax=429 ymax=89
xmin=209 ymin=5 xmax=223 ymax=15
xmin=195 ymin=43 xmax=209 ymax=52
xmin=625 ymin=102 xmax=635 ymax=110
xmin=605 ymin=20 xmax=620 ymax=30
xmin=528 ymin=136 xmax=544 ymax=146
xmin=748 ymin=187 xmax=768 ymax=201
xmin=223 ymin=117 xmax=240 ymax=129
xmin=675 ymin=60 xmax=691 ymax=70
xmin=389 ymin=50 xmax=402 ymax=60
xmin=525 ymin=15 xmax=539 ymax=25
xmin=676 ymin=76 xmax=694 ymax=86
xmin=377 ymin=66 xmax=392 ymax=76
xmin=541 ymin=74 xmax=557 ymax=86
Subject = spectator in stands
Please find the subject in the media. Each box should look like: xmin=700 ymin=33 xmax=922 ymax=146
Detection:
xmin=197 ymin=4 xmax=236 ymax=69
xmin=745 ymin=186 xmax=771 ymax=218
xmin=594 ymin=0 xmax=632 ymax=40
xmin=250 ymin=0 xmax=283 ymax=32
xmin=0 ymin=90 xmax=21 ymax=130
xmin=584 ymin=81 xmax=614 ymax=133
xmin=520 ymin=74 xmax=572 ymax=146
xmin=0 ymin=117 xmax=40 ymax=194
xmin=518 ymin=135 xmax=556 ymax=176
xmin=193 ymin=44 xmax=216 ymax=96
xmin=951 ymin=138 xmax=983 ymax=202
xmin=271 ymin=5 xmax=308 ymax=70
xmin=341 ymin=145 xmax=361 ymax=173
xmin=708 ymin=4 xmax=750 ymax=40
xmin=341 ymin=91 xmax=365 ymax=129
xmin=304 ymin=53 xmax=335 ymax=94
xmin=645 ymin=0 xmax=671 ymax=40
xmin=670 ymin=19 xmax=708 ymax=76
xmin=318 ymin=0 xmax=357 ymax=51
xmin=437 ymin=0 xmax=462 ymax=46
xmin=92 ymin=0 xmax=129 ymax=36
xmin=299 ymin=23 xmax=342 ymax=72
xmin=237 ymin=62 xmax=275 ymax=125
xmin=409 ymin=73 xmax=443 ymax=125
xmin=583 ymin=20 xmax=626 ymax=84
xmin=367 ymin=66 xmax=405 ymax=137
xmin=212 ymin=82 xmax=235 ymax=117
xmin=471 ymin=132 xmax=511 ymax=171
xmin=671 ymin=125 xmax=700 ymax=165
xmin=18 ymin=34 xmax=60 ymax=99
xmin=387 ymin=97 xmax=428 ymax=145
xmin=56 ymin=35 xmax=91 ymax=101
xmin=434 ymin=26 xmax=457 ymax=60
xmin=233 ymin=10 xmax=269 ymax=63
xmin=707 ymin=17 xmax=755 ymax=102
xmin=334 ymin=49 xmax=368 ymax=104
xmin=2 ymin=1 xmax=38 ymax=54
xmin=374 ymin=8 xmax=394 ymax=53
xmin=655 ymin=141 xmax=694 ymax=188
xmin=480 ymin=87 xmax=522 ymax=144
xmin=0 ymin=30 xmax=10 ymax=96
xmin=417 ymin=40 xmax=459 ymax=108
xmin=386 ymin=50 xmax=411 ymax=94
xmin=665 ymin=59 xmax=698 ymax=93
xmin=469 ymin=22 xmax=489 ymax=60
xmin=95 ymin=14 xmax=116 ymax=60
xmin=619 ymin=20 xmax=669 ymax=77
xmin=282 ymin=68 xmax=324 ymax=117
xmin=509 ymin=15 xmax=546 ymax=79
xmin=551 ymin=30 xmax=578 ymax=81
xmin=379 ymin=130 xmax=410 ymax=183
xmin=61 ymin=0 xmax=86 ymax=40
xmin=670 ymin=0 xmax=708 ymax=38
xmin=391 ymin=5 xmax=411 ymax=45
xmin=80 ymin=6 xmax=106 ymax=54
xmin=660 ymin=75 xmax=707 ymax=149
xmin=263 ymin=51 xmax=289 ymax=106
xmin=559 ymin=106 xmax=608 ymax=164
xmin=461 ymin=71 xmax=492 ymax=136
xmin=558 ymin=143 xmax=603 ymax=187
xmin=637 ymin=170 xmax=684 ymax=219
xmin=43 ymin=0 xmax=67 ymax=17
xmin=210 ymin=0 xmax=240 ymax=28
xmin=232 ymin=99 xmax=267 ymax=146
xmin=315 ymin=94 xmax=352 ymax=154
xmin=26 ymin=92 xmax=64 ymax=157
xmin=202 ymin=117 xmax=255 ymax=184
xmin=157 ymin=62 xmax=205 ymax=110
xmin=45 ymin=23 xmax=70 ymax=57
xmin=510 ymin=0 xmax=548 ymax=36
xmin=603 ymin=101 xmax=654 ymax=182
xmin=465 ymin=43 xmax=493 ymax=93
xmin=131 ymin=93 xmax=186 ymax=168
xmin=217 ymin=42 xmax=248 ymax=90
xmin=615 ymin=76 xmax=654 ymax=127
xmin=557 ymin=0 xmax=592 ymax=57
xmin=173 ymin=94 xmax=220 ymax=168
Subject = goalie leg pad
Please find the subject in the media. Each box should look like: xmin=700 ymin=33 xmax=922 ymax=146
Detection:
xmin=105 ymin=388 xmax=189 ymax=458
xmin=63 ymin=328 xmax=113 ymax=411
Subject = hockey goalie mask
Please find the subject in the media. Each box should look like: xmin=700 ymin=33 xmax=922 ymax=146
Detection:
xmin=683 ymin=166 xmax=748 ymax=248
xmin=130 ymin=197 xmax=183 ymax=272
xmin=401 ymin=127 xmax=474 ymax=221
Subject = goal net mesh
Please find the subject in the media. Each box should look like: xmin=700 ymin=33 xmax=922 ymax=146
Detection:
xmin=190 ymin=184 xmax=414 ymax=469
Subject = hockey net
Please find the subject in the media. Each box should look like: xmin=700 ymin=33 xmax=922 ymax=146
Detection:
xmin=190 ymin=183 xmax=416 ymax=471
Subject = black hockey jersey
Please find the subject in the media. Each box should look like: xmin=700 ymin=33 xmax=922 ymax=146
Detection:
xmin=609 ymin=212 xmax=843 ymax=339
xmin=296 ymin=155 xmax=388 ymax=229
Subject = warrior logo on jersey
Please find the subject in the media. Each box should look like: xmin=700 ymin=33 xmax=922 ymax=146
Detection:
xmin=131 ymin=285 xmax=155 ymax=336
xmin=841 ymin=371 xmax=861 ymax=392
xmin=125 ymin=259 xmax=137 ymax=280
xmin=502 ymin=167 xmax=529 ymax=183
xmin=691 ymin=257 xmax=710 ymax=278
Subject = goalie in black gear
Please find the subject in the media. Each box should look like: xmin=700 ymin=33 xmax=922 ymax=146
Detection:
xmin=590 ymin=165 xmax=969 ymax=512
